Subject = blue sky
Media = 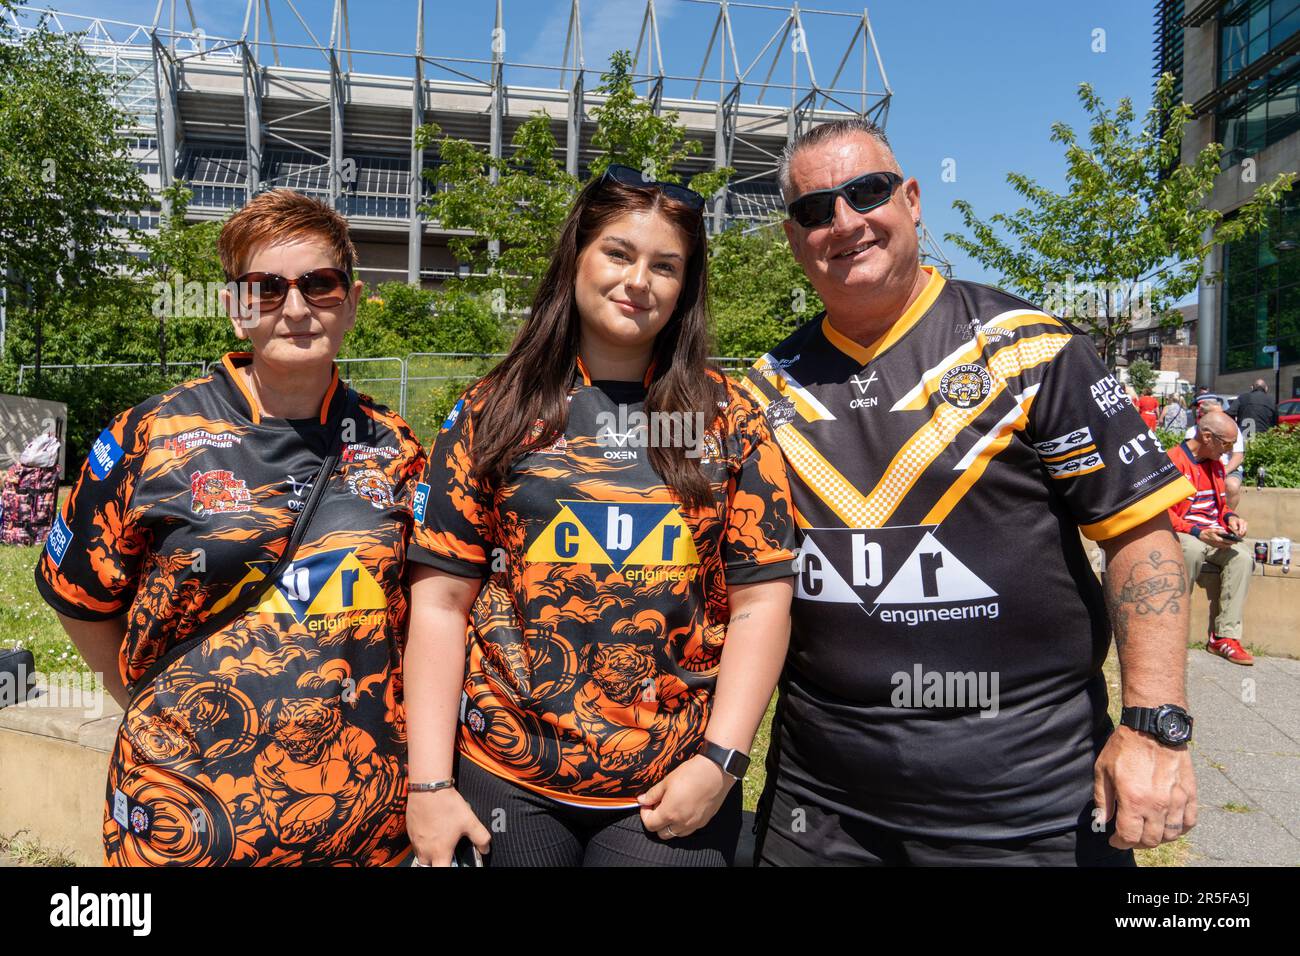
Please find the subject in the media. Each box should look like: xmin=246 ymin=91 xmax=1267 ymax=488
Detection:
xmin=25 ymin=0 xmax=1162 ymax=284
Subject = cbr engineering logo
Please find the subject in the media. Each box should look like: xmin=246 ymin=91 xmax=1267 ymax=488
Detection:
xmin=796 ymin=526 xmax=1000 ymax=625
xmin=212 ymin=546 xmax=387 ymax=632
xmin=525 ymin=500 xmax=700 ymax=581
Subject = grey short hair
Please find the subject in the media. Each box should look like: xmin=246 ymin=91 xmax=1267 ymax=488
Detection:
xmin=777 ymin=119 xmax=896 ymax=203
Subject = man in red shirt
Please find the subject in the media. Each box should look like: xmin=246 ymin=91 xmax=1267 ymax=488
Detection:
xmin=1166 ymin=409 xmax=1254 ymax=665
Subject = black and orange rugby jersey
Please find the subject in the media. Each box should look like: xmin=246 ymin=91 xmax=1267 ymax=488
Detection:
xmin=409 ymin=361 xmax=797 ymax=807
xmin=35 ymin=352 xmax=425 ymax=866
xmin=743 ymin=267 xmax=1195 ymax=839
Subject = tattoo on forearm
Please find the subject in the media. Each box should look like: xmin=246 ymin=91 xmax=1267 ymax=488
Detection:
xmin=731 ymin=611 xmax=752 ymax=624
xmin=1108 ymin=550 xmax=1188 ymax=649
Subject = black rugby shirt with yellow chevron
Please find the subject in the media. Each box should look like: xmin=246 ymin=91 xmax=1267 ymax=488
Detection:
xmin=743 ymin=267 xmax=1194 ymax=840
xmin=409 ymin=361 xmax=797 ymax=807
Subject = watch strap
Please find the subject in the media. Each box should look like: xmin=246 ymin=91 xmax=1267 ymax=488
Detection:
xmin=699 ymin=740 xmax=750 ymax=780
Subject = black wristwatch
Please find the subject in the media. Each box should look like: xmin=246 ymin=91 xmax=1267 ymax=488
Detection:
xmin=1120 ymin=705 xmax=1194 ymax=745
xmin=698 ymin=740 xmax=750 ymax=780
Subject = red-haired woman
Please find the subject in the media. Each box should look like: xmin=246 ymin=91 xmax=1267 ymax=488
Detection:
xmin=36 ymin=189 xmax=424 ymax=866
xmin=404 ymin=167 xmax=797 ymax=867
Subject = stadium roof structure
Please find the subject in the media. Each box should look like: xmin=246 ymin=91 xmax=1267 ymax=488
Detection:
xmin=8 ymin=1 xmax=952 ymax=284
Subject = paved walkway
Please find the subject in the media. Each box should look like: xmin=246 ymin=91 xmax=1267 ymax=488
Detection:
xmin=1185 ymin=651 xmax=1300 ymax=866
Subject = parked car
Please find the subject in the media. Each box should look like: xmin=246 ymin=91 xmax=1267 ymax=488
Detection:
xmin=1278 ymin=398 xmax=1300 ymax=427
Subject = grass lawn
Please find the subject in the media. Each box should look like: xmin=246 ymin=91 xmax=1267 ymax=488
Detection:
xmin=0 ymin=542 xmax=92 ymax=678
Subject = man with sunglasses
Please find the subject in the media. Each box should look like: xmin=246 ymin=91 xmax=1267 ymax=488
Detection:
xmin=744 ymin=120 xmax=1199 ymax=866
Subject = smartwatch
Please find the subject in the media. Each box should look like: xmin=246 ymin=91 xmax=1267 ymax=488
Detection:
xmin=1120 ymin=705 xmax=1194 ymax=745
xmin=698 ymin=740 xmax=751 ymax=780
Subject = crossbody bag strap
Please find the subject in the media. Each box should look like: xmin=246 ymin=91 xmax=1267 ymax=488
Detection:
xmin=127 ymin=390 xmax=358 ymax=703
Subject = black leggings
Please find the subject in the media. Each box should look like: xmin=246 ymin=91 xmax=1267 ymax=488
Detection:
xmin=458 ymin=758 xmax=742 ymax=867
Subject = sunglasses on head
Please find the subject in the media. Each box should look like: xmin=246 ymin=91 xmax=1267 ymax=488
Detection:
xmin=786 ymin=170 xmax=903 ymax=228
xmin=600 ymin=163 xmax=707 ymax=212
xmin=232 ymin=267 xmax=353 ymax=310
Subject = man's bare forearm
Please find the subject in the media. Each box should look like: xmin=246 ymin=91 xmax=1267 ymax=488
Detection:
xmin=1100 ymin=513 xmax=1190 ymax=708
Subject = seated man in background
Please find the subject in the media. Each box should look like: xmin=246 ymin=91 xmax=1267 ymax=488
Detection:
xmin=1168 ymin=409 xmax=1254 ymax=666
xmin=1188 ymin=400 xmax=1245 ymax=512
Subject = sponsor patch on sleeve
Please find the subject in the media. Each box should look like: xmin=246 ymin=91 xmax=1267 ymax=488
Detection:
xmin=412 ymin=482 xmax=431 ymax=524
xmin=442 ymin=399 xmax=465 ymax=431
xmin=45 ymin=514 xmax=73 ymax=567
xmin=89 ymin=428 xmax=125 ymax=480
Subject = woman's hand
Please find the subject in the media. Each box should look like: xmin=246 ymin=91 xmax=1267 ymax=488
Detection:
xmin=406 ymin=788 xmax=492 ymax=866
xmin=637 ymin=755 xmax=734 ymax=840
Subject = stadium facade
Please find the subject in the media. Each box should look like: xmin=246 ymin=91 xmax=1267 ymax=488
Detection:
xmin=8 ymin=1 xmax=952 ymax=290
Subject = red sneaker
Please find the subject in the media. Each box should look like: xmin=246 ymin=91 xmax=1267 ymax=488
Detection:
xmin=1207 ymin=636 xmax=1255 ymax=666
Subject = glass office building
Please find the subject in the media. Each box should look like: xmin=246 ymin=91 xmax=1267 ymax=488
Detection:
xmin=1161 ymin=0 xmax=1300 ymax=393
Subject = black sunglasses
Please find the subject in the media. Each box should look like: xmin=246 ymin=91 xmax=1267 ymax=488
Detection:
xmin=786 ymin=170 xmax=903 ymax=227
xmin=600 ymin=163 xmax=707 ymax=212
xmin=232 ymin=267 xmax=353 ymax=310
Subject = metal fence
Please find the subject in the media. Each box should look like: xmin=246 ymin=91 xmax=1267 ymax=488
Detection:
xmin=17 ymin=352 xmax=759 ymax=444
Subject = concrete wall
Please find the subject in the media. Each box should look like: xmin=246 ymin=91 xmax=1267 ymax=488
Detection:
xmin=0 ymin=693 xmax=120 ymax=865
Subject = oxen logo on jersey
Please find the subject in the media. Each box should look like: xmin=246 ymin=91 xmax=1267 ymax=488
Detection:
xmin=347 ymin=468 xmax=394 ymax=509
xmin=214 ymin=547 xmax=386 ymax=625
xmin=190 ymin=469 xmax=252 ymax=515
xmin=796 ymin=526 xmax=1000 ymax=625
xmin=850 ymin=371 xmax=880 ymax=410
xmin=938 ymin=364 xmax=993 ymax=409
xmin=89 ymin=429 xmax=124 ymax=480
xmin=526 ymin=500 xmax=700 ymax=573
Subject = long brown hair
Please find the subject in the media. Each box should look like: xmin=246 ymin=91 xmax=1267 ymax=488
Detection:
xmin=469 ymin=174 xmax=722 ymax=510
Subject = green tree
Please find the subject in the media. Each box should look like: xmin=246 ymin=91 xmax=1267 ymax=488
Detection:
xmin=947 ymin=74 xmax=1293 ymax=368
xmin=709 ymin=219 xmax=822 ymax=358
xmin=0 ymin=6 xmax=154 ymax=383
xmin=587 ymin=50 xmax=730 ymax=198
xmin=1127 ymin=357 xmax=1157 ymax=394
xmin=141 ymin=184 xmax=234 ymax=371
xmin=417 ymin=50 xmax=732 ymax=315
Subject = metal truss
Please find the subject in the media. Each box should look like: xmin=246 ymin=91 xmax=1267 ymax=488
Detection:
xmin=5 ymin=2 xmax=951 ymax=285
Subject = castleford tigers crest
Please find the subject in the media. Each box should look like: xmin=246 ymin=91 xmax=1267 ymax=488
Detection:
xmin=346 ymin=468 xmax=394 ymax=509
xmin=938 ymin=363 xmax=993 ymax=409
xmin=190 ymin=469 xmax=252 ymax=515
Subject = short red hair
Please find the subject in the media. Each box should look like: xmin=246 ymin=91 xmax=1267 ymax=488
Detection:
xmin=218 ymin=189 xmax=358 ymax=279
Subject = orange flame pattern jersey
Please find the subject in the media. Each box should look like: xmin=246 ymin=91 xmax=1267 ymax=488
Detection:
xmin=409 ymin=363 xmax=797 ymax=807
xmin=35 ymin=353 xmax=425 ymax=866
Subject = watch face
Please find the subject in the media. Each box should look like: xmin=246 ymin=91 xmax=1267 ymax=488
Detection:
xmin=1156 ymin=709 xmax=1192 ymax=744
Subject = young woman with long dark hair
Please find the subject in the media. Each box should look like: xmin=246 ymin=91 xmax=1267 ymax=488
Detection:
xmin=403 ymin=167 xmax=797 ymax=866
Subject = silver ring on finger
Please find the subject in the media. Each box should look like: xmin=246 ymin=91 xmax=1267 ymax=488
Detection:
xmin=662 ymin=826 xmax=678 ymax=839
